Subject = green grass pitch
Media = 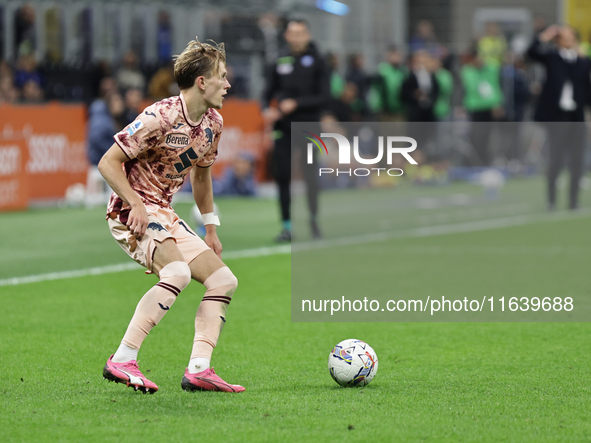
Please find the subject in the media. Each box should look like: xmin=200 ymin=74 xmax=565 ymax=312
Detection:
xmin=1 ymin=177 xmax=591 ymax=442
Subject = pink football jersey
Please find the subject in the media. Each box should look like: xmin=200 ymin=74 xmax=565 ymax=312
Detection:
xmin=107 ymin=93 xmax=222 ymax=218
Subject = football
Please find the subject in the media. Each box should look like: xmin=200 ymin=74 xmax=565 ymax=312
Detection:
xmin=328 ymin=339 xmax=378 ymax=387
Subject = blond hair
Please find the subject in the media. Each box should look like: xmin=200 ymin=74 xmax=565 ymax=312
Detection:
xmin=173 ymin=38 xmax=226 ymax=90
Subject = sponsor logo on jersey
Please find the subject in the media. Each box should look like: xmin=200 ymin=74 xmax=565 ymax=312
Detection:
xmin=165 ymin=173 xmax=187 ymax=180
xmin=204 ymin=127 xmax=213 ymax=145
xmin=165 ymin=132 xmax=190 ymax=148
xmin=126 ymin=120 xmax=144 ymax=136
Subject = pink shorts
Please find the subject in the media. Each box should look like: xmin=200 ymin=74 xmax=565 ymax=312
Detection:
xmin=108 ymin=206 xmax=209 ymax=272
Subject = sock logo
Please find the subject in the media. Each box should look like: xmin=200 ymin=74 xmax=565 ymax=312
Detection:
xmin=158 ymin=303 xmax=170 ymax=310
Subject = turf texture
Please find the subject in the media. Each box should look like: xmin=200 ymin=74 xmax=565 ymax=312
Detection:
xmin=1 ymin=177 xmax=591 ymax=442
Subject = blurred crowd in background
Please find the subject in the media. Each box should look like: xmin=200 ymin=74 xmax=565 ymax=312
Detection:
xmin=1 ymin=2 xmax=590 ymax=198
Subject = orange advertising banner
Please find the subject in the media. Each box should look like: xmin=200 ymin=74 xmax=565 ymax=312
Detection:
xmin=0 ymin=103 xmax=88 ymax=206
xmin=0 ymin=137 xmax=29 ymax=211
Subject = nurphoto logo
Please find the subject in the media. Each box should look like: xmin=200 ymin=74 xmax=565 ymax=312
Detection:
xmin=303 ymin=131 xmax=418 ymax=177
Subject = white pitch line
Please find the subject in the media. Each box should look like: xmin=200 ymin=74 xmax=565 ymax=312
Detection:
xmin=2 ymin=209 xmax=589 ymax=287
xmin=0 ymin=245 xmax=292 ymax=287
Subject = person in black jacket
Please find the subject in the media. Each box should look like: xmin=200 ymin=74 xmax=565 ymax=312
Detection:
xmin=401 ymin=50 xmax=439 ymax=122
xmin=527 ymin=25 xmax=591 ymax=210
xmin=262 ymin=19 xmax=330 ymax=241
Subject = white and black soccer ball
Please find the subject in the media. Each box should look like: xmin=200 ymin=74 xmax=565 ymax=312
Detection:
xmin=328 ymin=339 xmax=378 ymax=387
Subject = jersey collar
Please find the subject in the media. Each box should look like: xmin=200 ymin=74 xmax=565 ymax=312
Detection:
xmin=180 ymin=92 xmax=204 ymax=127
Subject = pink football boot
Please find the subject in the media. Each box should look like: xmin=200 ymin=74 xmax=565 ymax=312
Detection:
xmin=181 ymin=367 xmax=245 ymax=393
xmin=103 ymin=355 xmax=158 ymax=394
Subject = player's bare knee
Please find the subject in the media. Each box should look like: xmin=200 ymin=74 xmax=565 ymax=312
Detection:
xmin=159 ymin=261 xmax=192 ymax=291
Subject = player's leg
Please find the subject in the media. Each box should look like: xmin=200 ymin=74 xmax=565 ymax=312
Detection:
xmin=273 ymin=128 xmax=292 ymax=242
xmin=181 ymin=250 xmax=244 ymax=392
xmin=546 ymin=126 xmax=565 ymax=210
xmin=299 ymin=139 xmax=321 ymax=239
xmin=104 ymin=236 xmax=191 ymax=393
xmin=566 ymin=124 xmax=585 ymax=210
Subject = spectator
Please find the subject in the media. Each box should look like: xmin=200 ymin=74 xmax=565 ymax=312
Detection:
xmin=478 ymin=22 xmax=507 ymax=67
xmin=401 ymin=51 xmax=439 ymax=122
xmin=527 ymin=25 xmax=591 ymax=210
xmin=116 ymin=50 xmax=146 ymax=92
xmin=409 ymin=20 xmax=447 ymax=61
xmin=370 ymin=45 xmax=407 ymax=121
xmin=213 ymin=154 xmax=257 ymax=196
xmin=123 ymin=87 xmax=143 ymax=125
xmin=157 ymin=11 xmax=173 ymax=66
xmin=345 ymin=54 xmax=370 ymax=115
xmin=0 ymin=61 xmax=18 ymax=104
xmin=501 ymin=53 xmax=530 ymax=122
xmin=500 ymin=53 xmax=531 ymax=164
xmin=0 ymin=76 xmax=19 ymax=104
xmin=432 ymin=56 xmax=453 ymax=121
xmin=148 ymin=62 xmax=178 ymax=100
xmin=14 ymin=54 xmax=43 ymax=90
xmin=326 ymin=82 xmax=359 ymax=122
xmin=91 ymin=60 xmax=113 ymax=100
xmin=21 ymin=79 xmax=44 ymax=103
xmin=460 ymin=48 xmax=503 ymax=165
xmin=14 ymin=4 xmax=36 ymax=57
xmin=85 ymin=92 xmax=125 ymax=207
xmin=327 ymin=53 xmax=345 ymax=100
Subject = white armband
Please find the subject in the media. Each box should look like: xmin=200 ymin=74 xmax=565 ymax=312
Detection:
xmin=202 ymin=212 xmax=220 ymax=226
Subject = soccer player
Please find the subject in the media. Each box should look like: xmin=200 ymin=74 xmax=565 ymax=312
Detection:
xmin=97 ymin=39 xmax=244 ymax=393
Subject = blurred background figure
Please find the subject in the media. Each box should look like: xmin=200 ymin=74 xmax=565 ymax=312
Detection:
xmin=409 ymin=19 xmax=447 ymax=61
xmin=116 ymin=50 xmax=146 ymax=92
xmin=21 ymin=79 xmax=43 ymax=103
xmin=0 ymin=61 xmax=19 ymax=103
xmin=432 ymin=56 xmax=453 ymax=122
xmin=157 ymin=11 xmax=173 ymax=66
xmin=14 ymin=4 xmax=36 ymax=57
xmin=460 ymin=47 xmax=503 ymax=166
xmin=14 ymin=54 xmax=43 ymax=92
xmin=262 ymin=19 xmax=329 ymax=242
xmin=401 ymin=50 xmax=439 ymax=122
xmin=370 ymin=45 xmax=407 ymax=121
xmin=148 ymin=62 xmax=178 ymax=100
xmin=123 ymin=87 xmax=144 ymax=125
xmin=326 ymin=53 xmax=345 ymax=102
xmin=478 ymin=22 xmax=508 ymax=67
xmin=213 ymin=153 xmax=257 ymax=196
xmin=345 ymin=53 xmax=370 ymax=118
xmin=85 ymin=92 xmax=125 ymax=208
xmin=500 ymin=53 xmax=531 ymax=165
xmin=527 ymin=25 xmax=591 ymax=210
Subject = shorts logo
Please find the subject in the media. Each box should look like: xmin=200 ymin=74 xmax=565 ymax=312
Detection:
xmin=126 ymin=120 xmax=144 ymax=136
xmin=165 ymin=133 xmax=190 ymax=149
xmin=147 ymin=222 xmax=167 ymax=232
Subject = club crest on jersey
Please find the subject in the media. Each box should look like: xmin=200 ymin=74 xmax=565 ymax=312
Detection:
xmin=126 ymin=120 xmax=143 ymax=136
xmin=165 ymin=132 xmax=190 ymax=149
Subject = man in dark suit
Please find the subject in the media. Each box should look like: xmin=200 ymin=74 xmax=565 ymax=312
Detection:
xmin=527 ymin=25 xmax=591 ymax=210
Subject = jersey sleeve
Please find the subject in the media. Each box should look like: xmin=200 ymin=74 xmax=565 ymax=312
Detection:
xmin=113 ymin=106 xmax=164 ymax=159
xmin=196 ymin=112 xmax=223 ymax=168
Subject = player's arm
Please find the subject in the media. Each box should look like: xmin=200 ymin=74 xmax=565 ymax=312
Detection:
xmin=98 ymin=144 xmax=149 ymax=239
xmin=190 ymin=164 xmax=222 ymax=258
